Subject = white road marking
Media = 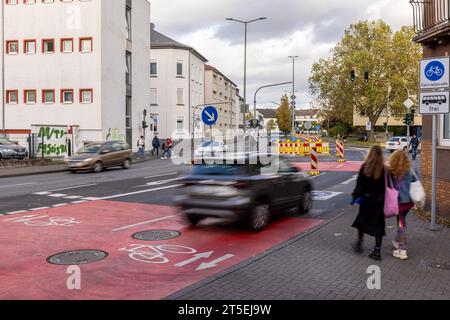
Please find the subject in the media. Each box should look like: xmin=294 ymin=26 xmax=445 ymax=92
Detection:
xmin=144 ymin=172 xmax=179 ymax=179
xmin=71 ymin=200 xmax=87 ymax=204
xmin=134 ymin=177 xmax=184 ymax=188
xmin=47 ymin=184 xmax=97 ymax=192
xmin=52 ymin=203 xmax=69 ymax=208
xmin=341 ymin=175 xmax=358 ymax=185
xmin=0 ymin=182 xmax=37 ymax=189
xmin=100 ymin=184 xmax=182 ymax=201
xmin=29 ymin=207 xmax=50 ymax=211
xmin=5 ymin=210 xmax=28 ymax=215
xmin=48 ymin=193 xmax=68 ymax=198
xmin=312 ymin=191 xmax=344 ymax=201
xmin=33 ymin=191 xmax=51 ymax=196
xmin=82 ymin=197 xmax=101 ymax=201
xmin=112 ymin=215 xmax=177 ymax=232
xmin=64 ymin=196 xmax=84 ymax=199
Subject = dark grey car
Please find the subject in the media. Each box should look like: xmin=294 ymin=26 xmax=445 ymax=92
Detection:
xmin=175 ymin=155 xmax=313 ymax=231
xmin=0 ymin=139 xmax=28 ymax=160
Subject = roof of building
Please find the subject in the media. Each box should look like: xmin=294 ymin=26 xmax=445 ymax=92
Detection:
xmin=257 ymin=109 xmax=277 ymax=119
xmin=150 ymin=24 xmax=208 ymax=62
xmin=205 ymin=65 xmax=237 ymax=87
xmin=296 ymin=109 xmax=321 ymax=117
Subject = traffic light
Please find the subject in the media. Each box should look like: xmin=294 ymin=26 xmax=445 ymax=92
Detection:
xmin=383 ymin=122 xmax=388 ymax=131
xmin=403 ymin=114 xmax=414 ymax=126
xmin=350 ymin=70 xmax=356 ymax=82
xmin=364 ymin=71 xmax=369 ymax=83
xmin=142 ymin=121 xmax=149 ymax=129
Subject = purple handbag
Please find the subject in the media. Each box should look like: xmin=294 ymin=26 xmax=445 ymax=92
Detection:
xmin=384 ymin=167 xmax=399 ymax=218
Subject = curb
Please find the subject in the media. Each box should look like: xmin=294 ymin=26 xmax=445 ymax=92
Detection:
xmin=165 ymin=206 xmax=353 ymax=300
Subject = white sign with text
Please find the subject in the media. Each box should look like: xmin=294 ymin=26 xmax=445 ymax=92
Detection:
xmin=419 ymin=91 xmax=450 ymax=115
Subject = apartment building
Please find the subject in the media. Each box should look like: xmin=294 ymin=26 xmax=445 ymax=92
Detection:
xmin=411 ymin=0 xmax=450 ymax=219
xmin=0 ymin=0 xmax=151 ymax=154
xmin=204 ymin=65 xmax=238 ymax=132
xmin=150 ymin=24 xmax=207 ymax=140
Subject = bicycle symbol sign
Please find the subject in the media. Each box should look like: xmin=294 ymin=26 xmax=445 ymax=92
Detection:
xmin=425 ymin=61 xmax=445 ymax=81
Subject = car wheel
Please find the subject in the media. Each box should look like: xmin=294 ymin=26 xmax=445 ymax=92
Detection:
xmin=122 ymin=159 xmax=131 ymax=169
xmin=298 ymin=191 xmax=312 ymax=215
xmin=93 ymin=162 xmax=103 ymax=173
xmin=187 ymin=214 xmax=204 ymax=226
xmin=248 ymin=203 xmax=270 ymax=231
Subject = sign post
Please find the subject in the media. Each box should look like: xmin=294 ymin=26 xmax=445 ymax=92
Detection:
xmin=419 ymin=57 xmax=450 ymax=231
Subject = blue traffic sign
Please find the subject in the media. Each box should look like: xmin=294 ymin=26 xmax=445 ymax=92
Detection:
xmin=316 ymin=125 xmax=321 ymax=131
xmin=425 ymin=60 xmax=445 ymax=82
xmin=202 ymin=106 xmax=218 ymax=126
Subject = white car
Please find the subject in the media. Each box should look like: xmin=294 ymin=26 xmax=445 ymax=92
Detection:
xmin=194 ymin=141 xmax=228 ymax=158
xmin=386 ymin=137 xmax=410 ymax=153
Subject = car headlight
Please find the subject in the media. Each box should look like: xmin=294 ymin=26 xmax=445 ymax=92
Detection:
xmin=4 ymin=149 xmax=14 ymax=152
xmin=82 ymin=158 xmax=93 ymax=162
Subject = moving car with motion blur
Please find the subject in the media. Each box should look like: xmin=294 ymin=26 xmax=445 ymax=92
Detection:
xmin=194 ymin=141 xmax=228 ymax=158
xmin=0 ymin=138 xmax=28 ymax=160
xmin=66 ymin=141 xmax=132 ymax=173
xmin=175 ymin=153 xmax=313 ymax=231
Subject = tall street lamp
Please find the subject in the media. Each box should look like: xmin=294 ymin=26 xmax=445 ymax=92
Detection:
xmin=226 ymin=17 xmax=267 ymax=134
xmin=288 ymin=56 xmax=299 ymax=135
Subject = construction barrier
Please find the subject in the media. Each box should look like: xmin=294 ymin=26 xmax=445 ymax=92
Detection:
xmin=309 ymin=145 xmax=320 ymax=176
xmin=277 ymin=140 xmax=330 ymax=156
xmin=336 ymin=139 xmax=345 ymax=163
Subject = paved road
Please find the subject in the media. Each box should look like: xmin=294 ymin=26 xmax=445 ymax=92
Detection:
xmin=0 ymin=146 xmax=423 ymax=299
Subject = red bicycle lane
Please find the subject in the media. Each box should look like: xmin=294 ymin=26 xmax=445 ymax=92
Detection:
xmin=0 ymin=200 xmax=323 ymax=300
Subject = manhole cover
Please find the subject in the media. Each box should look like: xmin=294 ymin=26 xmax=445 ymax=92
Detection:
xmin=132 ymin=230 xmax=181 ymax=241
xmin=47 ymin=250 xmax=108 ymax=265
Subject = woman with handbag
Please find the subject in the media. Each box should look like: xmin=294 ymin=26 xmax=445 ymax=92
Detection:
xmin=388 ymin=150 xmax=416 ymax=261
xmin=351 ymin=146 xmax=386 ymax=261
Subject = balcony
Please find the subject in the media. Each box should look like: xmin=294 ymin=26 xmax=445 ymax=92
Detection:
xmin=411 ymin=0 xmax=450 ymax=44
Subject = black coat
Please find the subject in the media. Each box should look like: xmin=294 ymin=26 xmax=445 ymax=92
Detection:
xmin=352 ymin=166 xmax=386 ymax=237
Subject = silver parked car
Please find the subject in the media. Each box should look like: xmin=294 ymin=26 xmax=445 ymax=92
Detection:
xmin=0 ymin=139 xmax=28 ymax=160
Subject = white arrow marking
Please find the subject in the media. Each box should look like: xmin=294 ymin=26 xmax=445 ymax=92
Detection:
xmin=205 ymin=111 xmax=216 ymax=122
xmin=174 ymin=251 xmax=214 ymax=268
xmin=195 ymin=254 xmax=235 ymax=271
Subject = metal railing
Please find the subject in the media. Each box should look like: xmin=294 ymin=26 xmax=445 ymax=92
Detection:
xmin=411 ymin=0 xmax=450 ymax=35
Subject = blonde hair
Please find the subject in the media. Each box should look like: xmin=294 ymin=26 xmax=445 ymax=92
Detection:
xmin=363 ymin=146 xmax=384 ymax=180
xmin=389 ymin=150 xmax=411 ymax=178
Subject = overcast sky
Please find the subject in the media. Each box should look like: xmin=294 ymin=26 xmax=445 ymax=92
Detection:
xmin=150 ymin=0 xmax=414 ymax=110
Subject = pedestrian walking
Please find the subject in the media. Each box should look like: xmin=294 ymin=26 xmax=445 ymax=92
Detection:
xmin=409 ymin=135 xmax=420 ymax=160
xmin=137 ymin=136 xmax=147 ymax=160
xmin=351 ymin=145 xmax=386 ymax=261
xmin=389 ymin=150 xmax=416 ymax=260
xmin=161 ymin=141 xmax=171 ymax=159
xmin=167 ymin=138 xmax=173 ymax=159
xmin=152 ymin=135 xmax=161 ymax=157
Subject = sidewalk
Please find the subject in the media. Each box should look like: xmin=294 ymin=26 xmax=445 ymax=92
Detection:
xmin=169 ymin=209 xmax=450 ymax=300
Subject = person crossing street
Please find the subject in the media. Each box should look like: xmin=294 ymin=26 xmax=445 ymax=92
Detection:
xmin=409 ymin=135 xmax=420 ymax=160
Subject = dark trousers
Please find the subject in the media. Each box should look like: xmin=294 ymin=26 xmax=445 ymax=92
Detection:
xmin=152 ymin=147 xmax=159 ymax=156
xmin=358 ymin=230 xmax=383 ymax=249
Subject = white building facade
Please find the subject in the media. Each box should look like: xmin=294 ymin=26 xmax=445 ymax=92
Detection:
xmin=0 ymin=0 xmax=151 ymax=154
xmin=150 ymin=24 xmax=207 ymax=140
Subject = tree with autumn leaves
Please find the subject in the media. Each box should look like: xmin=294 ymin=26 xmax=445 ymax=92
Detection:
xmin=309 ymin=20 xmax=422 ymax=141
xmin=276 ymin=94 xmax=292 ymax=135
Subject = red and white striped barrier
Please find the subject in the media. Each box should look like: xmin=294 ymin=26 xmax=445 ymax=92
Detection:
xmin=309 ymin=145 xmax=320 ymax=176
xmin=336 ymin=139 xmax=345 ymax=163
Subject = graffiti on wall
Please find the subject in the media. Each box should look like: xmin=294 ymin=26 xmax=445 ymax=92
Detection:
xmin=106 ymin=128 xmax=126 ymax=142
xmin=32 ymin=125 xmax=68 ymax=157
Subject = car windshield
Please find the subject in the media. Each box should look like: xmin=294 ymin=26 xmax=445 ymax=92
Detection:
xmin=200 ymin=141 xmax=221 ymax=148
xmin=191 ymin=164 xmax=248 ymax=176
xmin=0 ymin=139 xmax=14 ymax=145
xmin=389 ymin=138 xmax=400 ymax=142
xmin=78 ymin=144 xmax=102 ymax=154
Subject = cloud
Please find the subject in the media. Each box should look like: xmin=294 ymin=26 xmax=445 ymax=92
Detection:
xmin=151 ymin=0 xmax=414 ymax=108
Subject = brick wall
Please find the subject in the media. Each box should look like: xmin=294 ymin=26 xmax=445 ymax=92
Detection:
xmin=420 ymin=141 xmax=450 ymax=219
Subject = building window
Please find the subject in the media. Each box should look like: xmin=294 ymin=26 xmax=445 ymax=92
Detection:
xmin=177 ymin=61 xmax=183 ymax=77
xmin=61 ymin=38 xmax=74 ymax=53
xmin=150 ymin=61 xmax=157 ymax=77
xmin=80 ymin=89 xmax=93 ymax=104
xmin=61 ymin=89 xmax=74 ymax=104
xmin=24 ymin=40 xmax=36 ymax=54
xmin=126 ymin=5 xmax=132 ymax=41
xmin=79 ymin=37 xmax=93 ymax=53
xmin=126 ymin=96 xmax=132 ymax=129
xmin=150 ymin=89 xmax=158 ymax=106
xmin=42 ymin=90 xmax=55 ymax=104
xmin=42 ymin=39 xmax=55 ymax=53
xmin=441 ymin=115 xmax=450 ymax=147
xmin=153 ymin=117 xmax=158 ymax=133
xmin=24 ymin=90 xmax=37 ymax=104
xmin=126 ymin=51 xmax=132 ymax=85
xmin=6 ymin=90 xmax=18 ymax=104
xmin=176 ymin=118 xmax=184 ymax=133
xmin=6 ymin=40 xmax=18 ymax=54
xmin=177 ymin=88 xmax=184 ymax=105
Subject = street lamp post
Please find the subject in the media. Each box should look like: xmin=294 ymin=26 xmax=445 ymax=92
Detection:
xmin=288 ymin=56 xmax=299 ymax=135
xmin=226 ymin=17 xmax=267 ymax=134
